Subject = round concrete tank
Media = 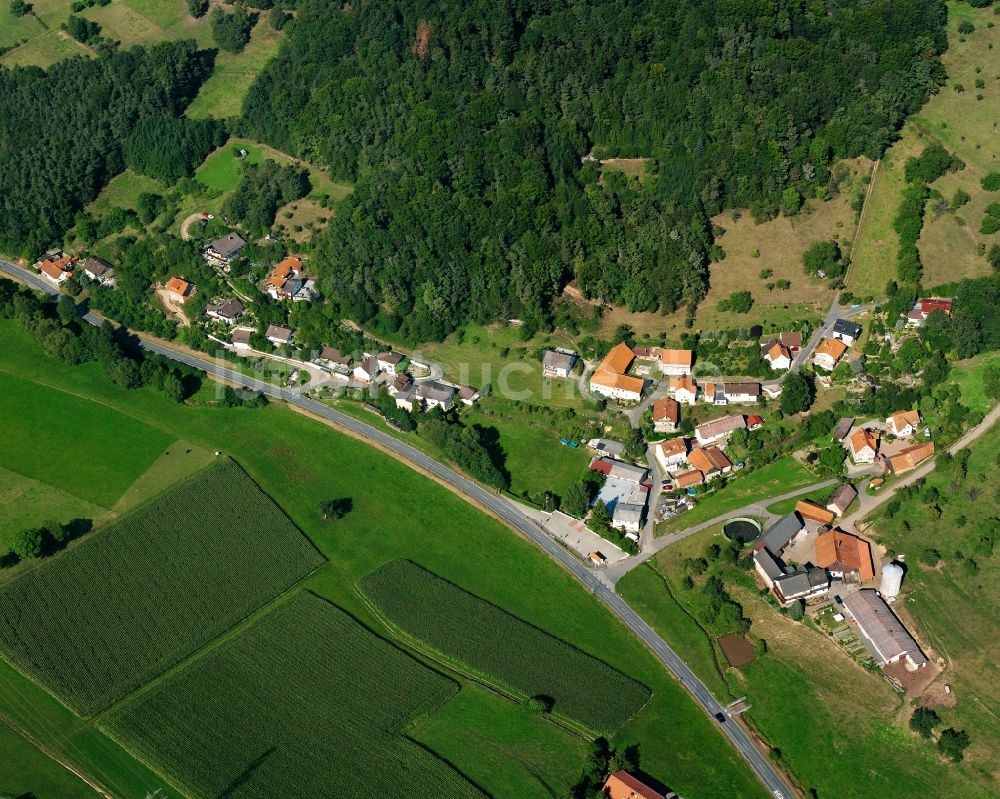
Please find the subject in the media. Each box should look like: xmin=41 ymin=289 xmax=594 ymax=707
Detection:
xmin=881 ymin=562 xmax=904 ymax=601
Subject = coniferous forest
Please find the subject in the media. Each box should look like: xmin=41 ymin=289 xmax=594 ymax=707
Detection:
xmin=241 ymin=0 xmax=948 ymax=341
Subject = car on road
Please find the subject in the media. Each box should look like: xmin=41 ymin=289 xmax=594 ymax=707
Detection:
xmin=715 ymin=712 xmax=726 ymax=722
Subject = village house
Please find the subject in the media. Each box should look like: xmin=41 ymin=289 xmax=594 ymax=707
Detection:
xmin=205 ymin=298 xmax=244 ymax=325
xmin=779 ymin=331 xmax=803 ymax=351
xmin=590 ymin=342 xmax=644 ymax=402
xmin=653 ymin=438 xmax=688 ymax=471
xmin=166 ymin=277 xmax=195 ymax=304
xmin=794 ymin=499 xmax=835 ymax=527
xmin=35 ymin=250 xmax=75 ymax=284
xmin=918 ymin=297 xmax=953 ymax=318
xmin=694 ymin=414 xmax=746 ymax=447
xmin=231 ymin=327 xmax=253 ymax=352
xmin=883 ymin=441 xmax=934 ymax=475
xmin=826 ymin=483 xmax=857 ymax=517
xmin=458 ymin=385 xmax=480 ymax=406
xmin=316 ymin=347 xmax=352 ymax=372
xmin=753 ymin=546 xmax=785 ymax=588
xmin=812 ymin=338 xmax=848 ymax=371
xmin=763 ymin=341 xmax=792 ymax=370
xmin=848 ymin=427 xmax=879 ymax=464
xmin=746 ymin=414 xmax=764 ymax=431
xmin=668 ymin=376 xmax=698 ymax=405
xmin=589 ymin=458 xmax=648 ymax=484
xmin=831 ymin=318 xmax=862 ymax=346
xmin=773 ymin=567 xmax=831 ymax=606
xmin=611 ymin=503 xmax=645 ymax=534
xmin=262 ymin=256 xmax=315 ymax=302
xmin=377 ymin=351 xmax=405 ymax=375
xmin=542 ymin=348 xmax=577 ymax=378
xmin=723 ymin=382 xmax=760 ymax=404
xmin=81 ymin=257 xmax=114 ymax=286
xmin=648 ymin=348 xmax=694 ymax=376
xmin=842 ymin=589 xmax=927 ymax=669
xmin=700 ymin=381 xmax=727 ymax=405
xmin=687 ymin=446 xmax=732 ymax=481
xmin=388 ymin=373 xmax=414 ymax=397
xmin=886 ymin=409 xmax=921 ymax=437
xmin=815 ymin=529 xmax=874 ymax=583
xmin=673 ymin=469 xmax=704 ymax=489
xmin=602 ymin=770 xmax=676 ymax=799
xmin=353 ymin=356 xmax=380 ymax=383
xmin=588 ymin=438 xmax=626 ymax=458
xmin=265 ymin=324 xmax=295 ymax=347
xmin=905 ymin=309 xmax=926 ymax=328
xmin=203 ymin=232 xmax=246 ymax=266
xmin=652 ymin=398 xmax=680 ymax=433
xmin=396 ymin=380 xmax=455 ymax=413
xmin=762 ymin=382 xmax=783 ymax=400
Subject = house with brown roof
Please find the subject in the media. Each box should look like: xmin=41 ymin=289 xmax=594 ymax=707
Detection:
xmin=694 ymin=414 xmax=746 ymax=446
xmin=794 ymin=499 xmax=835 ymax=526
xmin=204 ymin=232 xmax=246 ymax=265
xmin=265 ymin=324 xmax=295 ymax=346
xmin=263 ymin=256 xmax=314 ymax=301
xmin=813 ymin=338 xmax=848 ymax=371
xmin=763 ymin=341 xmax=792 ymax=370
xmin=826 ymin=483 xmax=857 ymax=517
xmin=815 ymin=529 xmax=874 ymax=583
xmin=884 ymin=442 xmax=934 ymax=475
xmin=590 ymin=343 xmax=644 ymax=402
xmin=81 ymin=257 xmax=114 ymax=286
xmin=688 ymin=446 xmax=732 ymax=481
xmin=649 ymin=348 xmax=693 ymax=376
xmin=848 ymin=427 xmax=878 ymax=464
xmin=35 ymin=250 xmax=76 ymax=284
xmin=602 ymin=770 xmax=675 ymax=799
xmin=723 ymin=382 xmax=761 ymax=404
xmin=886 ymin=409 xmax=921 ymax=437
xmin=231 ymin=327 xmax=253 ymax=351
xmin=166 ymin=277 xmax=195 ymax=304
xmin=205 ymin=298 xmax=244 ymax=325
xmin=780 ymin=331 xmax=803 ymax=351
xmin=652 ymin=398 xmax=680 ymax=433
xmin=668 ymin=376 xmax=697 ymax=405
xmin=653 ymin=438 xmax=688 ymax=470
xmin=317 ymin=347 xmax=351 ymax=369
xmin=673 ymin=469 xmax=704 ymax=489
xmin=377 ymin=351 xmax=405 ymax=375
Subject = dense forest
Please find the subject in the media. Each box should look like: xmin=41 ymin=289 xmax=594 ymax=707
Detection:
xmin=0 ymin=41 xmax=214 ymax=256
xmin=242 ymin=0 xmax=948 ymax=341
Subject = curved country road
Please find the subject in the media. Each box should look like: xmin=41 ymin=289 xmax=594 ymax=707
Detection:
xmin=1 ymin=259 xmax=793 ymax=799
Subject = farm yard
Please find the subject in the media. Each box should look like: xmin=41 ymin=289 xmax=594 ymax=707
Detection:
xmin=360 ymin=560 xmax=651 ymax=734
xmin=0 ymin=459 xmax=324 ymax=716
xmin=104 ymin=592 xmax=485 ymax=799
xmin=0 ymin=319 xmax=768 ymax=799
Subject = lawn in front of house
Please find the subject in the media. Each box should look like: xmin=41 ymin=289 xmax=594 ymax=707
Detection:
xmin=656 ymin=456 xmax=818 ymax=535
xmin=947 ymin=351 xmax=1000 ymax=415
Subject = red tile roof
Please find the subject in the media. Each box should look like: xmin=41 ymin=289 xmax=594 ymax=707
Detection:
xmin=815 ymin=530 xmax=875 ymax=582
xmin=652 ymin=397 xmax=680 ymax=423
xmin=603 ymin=771 xmax=667 ymax=799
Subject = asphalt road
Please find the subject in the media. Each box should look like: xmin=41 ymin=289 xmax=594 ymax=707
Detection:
xmin=1 ymin=259 xmax=793 ymax=799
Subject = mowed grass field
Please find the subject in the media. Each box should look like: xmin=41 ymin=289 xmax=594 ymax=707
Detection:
xmin=460 ymin=407 xmax=591 ymax=500
xmin=104 ymin=592 xmax=486 ymax=799
xmin=0 ymin=318 xmax=769 ymax=799
xmin=850 ymin=2 xmax=1000 ymax=295
xmin=0 ymin=370 xmax=172 ymax=508
xmin=0 ymin=459 xmax=324 ymax=716
xmin=361 ymin=560 xmax=651 ymax=734
xmin=656 ymin=456 xmax=818 ymax=536
xmin=0 ymin=722 xmax=98 ymax=799
xmin=947 ymin=351 xmax=1000 ymax=414
xmin=869 ymin=421 xmax=1000 ymax=776
xmin=619 ymin=522 xmax=999 ymax=799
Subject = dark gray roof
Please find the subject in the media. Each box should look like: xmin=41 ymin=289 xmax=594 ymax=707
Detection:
xmin=832 ymin=417 xmax=854 ymax=441
xmin=833 ymin=319 xmax=862 ymax=338
xmin=774 ymin=567 xmax=829 ymax=598
xmin=828 ymin=483 xmax=858 ymax=510
xmin=543 ymin=349 xmax=577 ymax=370
xmin=210 ymin=232 xmax=247 ymax=258
xmin=416 ymin=381 xmax=455 ymax=404
xmin=206 ymin=298 xmax=244 ymax=319
xmin=82 ymin=257 xmax=112 ymax=277
xmin=755 ymin=512 xmax=803 ymax=554
xmin=753 ymin=548 xmax=784 ymax=583
xmin=319 ymin=346 xmax=351 ymax=365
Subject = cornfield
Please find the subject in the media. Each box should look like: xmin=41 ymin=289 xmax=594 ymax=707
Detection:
xmin=0 ymin=458 xmax=324 ymax=716
xmin=103 ymin=592 xmax=485 ymax=799
xmin=360 ymin=560 xmax=651 ymax=733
